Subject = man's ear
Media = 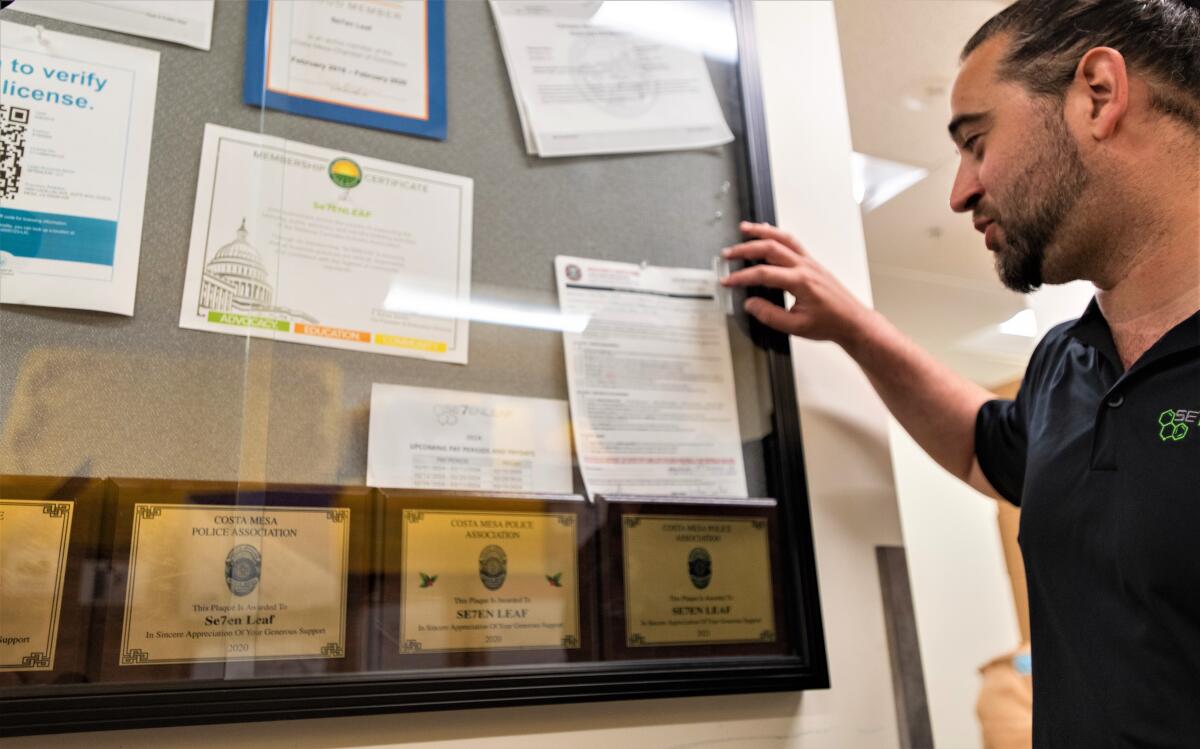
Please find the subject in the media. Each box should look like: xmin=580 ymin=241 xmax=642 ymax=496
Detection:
xmin=1071 ymin=47 xmax=1129 ymax=140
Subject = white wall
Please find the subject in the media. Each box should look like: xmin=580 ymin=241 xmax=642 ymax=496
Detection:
xmin=889 ymin=423 xmax=1020 ymax=749
xmin=759 ymin=0 xmax=907 ymax=745
xmin=0 ymin=4 xmax=908 ymax=748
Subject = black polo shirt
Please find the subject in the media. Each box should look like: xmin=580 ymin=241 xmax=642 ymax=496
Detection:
xmin=975 ymin=299 xmax=1200 ymax=748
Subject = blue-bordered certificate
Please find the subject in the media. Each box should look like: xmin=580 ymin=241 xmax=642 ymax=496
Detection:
xmin=244 ymin=0 xmax=447 ymax=140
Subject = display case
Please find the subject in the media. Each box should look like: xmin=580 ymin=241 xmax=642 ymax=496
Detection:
xmin=0 ymin=0 xmax=826 ymax=736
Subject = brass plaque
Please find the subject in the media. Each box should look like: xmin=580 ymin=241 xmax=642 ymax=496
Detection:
xmin=400 ymin=510 xmax=580 ymax=653
xmin=0 ymin=499 xmax=74 ymax=671
xmin=623 ymin=514 xmax=776 ymax=647
xmin=119 ymin=504 xmax=350 ymax=666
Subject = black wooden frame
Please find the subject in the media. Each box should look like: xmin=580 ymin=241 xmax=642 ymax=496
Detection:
xmin=0 ymin=0 xmax=829 ymax=736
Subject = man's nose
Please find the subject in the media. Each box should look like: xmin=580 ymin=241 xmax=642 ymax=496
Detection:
xmin=949 ymin=159 xmax=982 ymax=214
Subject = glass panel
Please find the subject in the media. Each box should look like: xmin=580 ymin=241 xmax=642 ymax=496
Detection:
xmin=0 ymin=0 xmax=809 ymax=714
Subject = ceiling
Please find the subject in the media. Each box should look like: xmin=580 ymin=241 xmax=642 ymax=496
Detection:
xmin=832 ymin=0 xmax=1030 ymax=387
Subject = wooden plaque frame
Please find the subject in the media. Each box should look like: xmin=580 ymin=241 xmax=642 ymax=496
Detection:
xmin=597 ymin=495 xmax=790 ymax=661
xmin=0 ymin=475 xmax=103 ymax=687
xmin=374 ymin=489 xmax=597 ymax=670
xmin=95 ymin=479 xmax=373 ymax=683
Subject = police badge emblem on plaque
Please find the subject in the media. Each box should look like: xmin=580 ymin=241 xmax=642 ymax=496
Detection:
xmin=479 ymin=545 xmax=507 ymax=591
xmin=688 ymin=547 xmax=713 ymax=589
xmin=225 ymin=544 xmax=262 ymax=596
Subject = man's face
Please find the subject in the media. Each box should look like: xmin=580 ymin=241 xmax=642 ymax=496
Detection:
xmin=948 ymin=37 xmax=1090 ymax=293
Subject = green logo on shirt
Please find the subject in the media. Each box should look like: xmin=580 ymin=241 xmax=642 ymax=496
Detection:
xmin=1158 ymin=409 xmax=1194 ymax=442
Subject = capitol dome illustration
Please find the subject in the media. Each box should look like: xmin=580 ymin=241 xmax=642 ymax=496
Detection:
xmin=198 ymin=220 xmax=316 ymax=323
xmin=200 ymin=220 xmax=274 ymax=311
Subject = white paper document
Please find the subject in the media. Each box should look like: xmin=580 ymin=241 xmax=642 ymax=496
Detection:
xmin=0 ymin=21 xmax=158 ymax=316
xmin=368 ymin=384 xmax=573 ymax=493
xmin=489 ymin=0 xmax=734 ymax=157
xmin=15 ymin=1 xmax=215 ymax=51
xmin=179 ymin=124 xmax=473 ymax=363
xmin=555 ymin=256 xmax=748 ymax=498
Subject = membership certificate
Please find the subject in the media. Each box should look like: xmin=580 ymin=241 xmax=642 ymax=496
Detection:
xmin=179 ymin=124 xmax=472 ymax=363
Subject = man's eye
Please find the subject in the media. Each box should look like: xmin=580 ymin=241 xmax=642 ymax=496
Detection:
xmin=964 ymin=135 xmax=982 ymax=154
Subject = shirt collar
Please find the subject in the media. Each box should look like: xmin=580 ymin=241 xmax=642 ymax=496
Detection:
xmin=1064 ymin=298 xmax=1120 ymax=368
xmin=1064 ymin=297 xmax=1105 ymax=342
xmin=1065 ymin=297 xmax=1200 ymax=372
xmin=1148 ymin=307 xmax=1200 ymax=363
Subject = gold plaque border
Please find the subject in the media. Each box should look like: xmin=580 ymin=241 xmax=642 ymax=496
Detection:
xmin=399 ymin=509 xmax=581 ymax=655
xmin=118 ymin=503 xmax=351 ymax=666
xmin=0 ymin=499 xmax=74 ymax=672
xmin=622 ymin=514 xmax=777 ymax=648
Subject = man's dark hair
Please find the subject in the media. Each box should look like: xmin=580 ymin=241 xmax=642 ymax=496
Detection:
xmin=962 ymin=0 xmax=1200 ymax=129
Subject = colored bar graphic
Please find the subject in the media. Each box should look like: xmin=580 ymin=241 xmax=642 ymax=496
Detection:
xmin=0 ymin=207 xmax=118 ymax=266
xmin=295 ymin=323 xmax=370 ymax=343
xmin=207 ymin=311 xmax=290 ymax=331
xmin=374 ymin=333 xmax=447 ymax=353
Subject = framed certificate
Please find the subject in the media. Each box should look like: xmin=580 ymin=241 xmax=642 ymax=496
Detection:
xmin=597 ymin=495 xmax=789 ymax=660
xmin=375 ymin=489 xmax=596 ymax=669
xmin=0 ymin=476 xmax=102 ymax=686
xmin=244 ymin=0 xmax=448 ymax=139
xmin=96 ymin=480 xmax=373 ymax=682
xmin=178 ymin=125 xmax=473 ymax=364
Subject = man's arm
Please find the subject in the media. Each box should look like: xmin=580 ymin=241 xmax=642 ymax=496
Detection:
xmin=721 ymin=222 xmax=1001 ymax=498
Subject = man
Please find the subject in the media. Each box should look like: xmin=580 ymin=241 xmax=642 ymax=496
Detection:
xmin=721 ymin=0 xmax=1199 ymax=744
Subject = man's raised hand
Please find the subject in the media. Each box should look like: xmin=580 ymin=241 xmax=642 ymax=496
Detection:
xmin=720 ymin=222 xmax=874 ymax=347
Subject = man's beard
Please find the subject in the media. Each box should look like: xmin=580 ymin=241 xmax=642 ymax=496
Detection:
xmin=989 ymin=107 xmax=1089 ymax=293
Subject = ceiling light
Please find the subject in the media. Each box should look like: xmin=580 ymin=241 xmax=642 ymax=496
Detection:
xmin=850 ymin=152 xmax=929 ymax=213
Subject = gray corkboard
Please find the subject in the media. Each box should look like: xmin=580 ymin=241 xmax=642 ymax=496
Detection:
xmin=0 ymin=0 xmax=770 ymax=491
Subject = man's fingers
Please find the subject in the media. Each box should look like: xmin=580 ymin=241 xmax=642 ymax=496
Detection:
xmin=739 ymin=221 xmax=807 ymax=255
xmin=744 ymin=297 xmax=794 ymax=332
xmin=720 ymin=263 xmax=798 ymax=290
xmin=721 ymin=239 xmax=801 ymax=267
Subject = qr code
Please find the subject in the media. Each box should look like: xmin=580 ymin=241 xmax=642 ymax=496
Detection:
xmin=1 ymin=104 xmax=30 ymax=200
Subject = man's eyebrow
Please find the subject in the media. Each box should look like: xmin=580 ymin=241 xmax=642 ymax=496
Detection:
xmin=948 ymin=111 xmax=991 ymax=144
